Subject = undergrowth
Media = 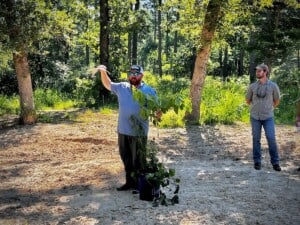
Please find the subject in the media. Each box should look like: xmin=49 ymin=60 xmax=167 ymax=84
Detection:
xmin=0 ymin=74 xmax=298 ymax=126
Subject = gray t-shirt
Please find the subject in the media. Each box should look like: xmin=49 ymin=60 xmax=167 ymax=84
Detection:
xmin=246 ymin=80 xmax=280 ymax=120
xmin=111 ymin=82 xmax=157 ymax=136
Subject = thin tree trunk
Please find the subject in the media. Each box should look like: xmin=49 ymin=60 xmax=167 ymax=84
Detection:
xmin=13 ymin=51 xmax=37 ymax=124
xmin=154 ymin=8 xmax=157 ymax=42
xmin=165 ymin=12 xmax=170 ymax=61
xmin=223 ymin=46 xmax=228 ymax=81
xmin=128 ymin=32 xmax=132 ymax=65
xmin=249 ymin=52 xmax=256 ymax=83
xmin=218 ymin=49 xmax=223 ymax=78
xmin=100 ymin=0 xmax=109 ymax=66
xmin=173 ymin=12 xmax=179 ymax=54
xmin=85 ymin=14 xmax=90 ymax=66
xmin=131 ymin=1 xmax=140 ymax=65
xmin=297 ymin=45 xmax=300 ymax=70
xmin=185 ymin=0 xmax=223 ymax=123
xmin=238 ymin=49 xmax=244 ymax=76
xmin=85 ymin=0 xmax=90 ymax=66
xmin=157 ymin=0 xmax=162 ymax=77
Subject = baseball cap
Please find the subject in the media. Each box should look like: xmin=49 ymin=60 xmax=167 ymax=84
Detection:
xmin=256 ymin=63 xmax=269 ymax=73
xmin=130 ymin=65 xmax=144 ymax=75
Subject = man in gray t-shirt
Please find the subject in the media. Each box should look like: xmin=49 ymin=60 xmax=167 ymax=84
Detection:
xmin=97 ymin=64 xmax=159 ymax=191
xmin=246 ymin=63 xmax=281 ymax=171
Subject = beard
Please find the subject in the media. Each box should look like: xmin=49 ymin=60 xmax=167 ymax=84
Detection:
xmin=129 ymin=76 xmax=142 ymax=86
xmin=256 ymin=74 xmax=264 ymax=79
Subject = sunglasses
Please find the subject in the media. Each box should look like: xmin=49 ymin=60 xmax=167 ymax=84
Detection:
xmin=128 ymin=70 xmax=140 ymax=76
xmin=256 ymin=85 xmax=267 ymax=98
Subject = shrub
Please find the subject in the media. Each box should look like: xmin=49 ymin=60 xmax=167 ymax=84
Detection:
xmin=0 ymin=94 xmax=19 ymax=115
xmin=200 ymin=76 xmax=249 ymax=124
xmin=34 ymin=88 xmax=77 ymax=110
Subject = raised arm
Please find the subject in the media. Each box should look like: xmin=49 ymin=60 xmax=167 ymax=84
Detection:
xmin=97 ymin=65 xmax=111 ymax=91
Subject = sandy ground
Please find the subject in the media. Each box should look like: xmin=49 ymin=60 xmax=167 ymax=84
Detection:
xmin=0 ymin=110 xmax=299 ymax=225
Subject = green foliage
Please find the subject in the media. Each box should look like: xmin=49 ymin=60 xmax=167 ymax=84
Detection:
xmin=0 ymin=0 xmax=74 ymax=52
xmin=273 ymin=67 xmax=300 ymax=124
xmin=142 ymin=140 xmax=180 ymax=207
xmin=73 ymin=77 xmax=96 ymax=106
xmin=159 ymin=109 xmax=186 ymax=128
xmin=99 ymin=107 xmax=115 ymax=115
xmin=132 ymin=79 xmax=186 ymax=127
xmin=34 ymin=88 xmax=77 ymax=110
xmin=200 ymin=76 xmax=249 ymax=124
xmin=139 ymin=72 xmax=250 ymax=127
xmin=0 ymin=95 xmax=20 ymax=116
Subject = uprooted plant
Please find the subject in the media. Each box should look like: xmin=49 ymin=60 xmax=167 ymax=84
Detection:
xmin=130 ymin=89 xmax=182 ymax=206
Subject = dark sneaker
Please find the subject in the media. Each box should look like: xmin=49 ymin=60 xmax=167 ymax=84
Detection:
xmin=254 ymin=162 xmax=261 ymax=170
xmin=132 ymin=189 xmax=139 ymax=194
xmin=273 ymin=164 xmax=281 ymax=172
xmin=116 ymin=183 xmax=134 ymax=191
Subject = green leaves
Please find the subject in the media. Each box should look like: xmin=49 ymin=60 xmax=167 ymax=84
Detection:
xmin=132 ymin=87 xmax=186 ymax=126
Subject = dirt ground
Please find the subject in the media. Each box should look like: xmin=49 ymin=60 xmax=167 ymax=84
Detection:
xmin=0 ymin=110 xmax=299 ymax=225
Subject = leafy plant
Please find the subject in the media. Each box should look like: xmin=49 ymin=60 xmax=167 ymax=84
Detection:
xmin=141 ymin=140 xmax=180 ymax=207
xmin=132 ymin=87 xmax=187 ymax=126
xmin=130 ymin=89 xmax=181 ymax=206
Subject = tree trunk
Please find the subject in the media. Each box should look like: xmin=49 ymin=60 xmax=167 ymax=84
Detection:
xmin=249 ymin=52 xmax=256 ymax=83
xmin=173 ymin=12 xmax=179 ymax=54
xmin=218 ymin=49 xmax=223 ymax=77
xmin=84 ymin=0 xmax=90 ymax=66
xmin=13 ymin=51 xmax=37 ymax=124
xmin=185 ymin=0 xmax=223 ymax=123
xmin=100 ymin=0 xmax=109 ymax=66
xmin=165 ymin=12 xmax=170 ymax=61
xmin=153 ymin=7 xmax=157 ymax=42
xmin=128 ymin=32 xmax=132 ymax=65
xmin=3 ymin=0 xmax=36 ymax=124
xmin=157 ymin=0 xmax=162 ymax=77
xmin=222 ymin=46 xmax=228 ymax=81
xmin=131 ymin=1 xmax=140 ymax=65
xmin=237 ymin=49 xmax=244 ymax=77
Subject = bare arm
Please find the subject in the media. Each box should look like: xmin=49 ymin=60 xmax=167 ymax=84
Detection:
xmin=97 ymin=65 xmax=111 ymax=91
xmin=273 ymin=99 xmax=280 ymax=108
xmin=246 ymin=99 xmax=251 ymax=105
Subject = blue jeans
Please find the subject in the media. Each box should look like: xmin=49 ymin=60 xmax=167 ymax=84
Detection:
xmin=250 ymin=116 xmax=280 ymax=165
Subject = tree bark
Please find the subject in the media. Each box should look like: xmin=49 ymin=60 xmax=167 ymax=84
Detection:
xmin=128 ymin=31 xmax=132 ymax=65
xmin=249 ymin=52 xmax=256 ymax=83
xmin=3 ymin=0 xmax=37 ymax=124
xmin=131 ymin=1 xmax=140 ymax=65
xmin=174 ymin=12 xmax=179 ymax=54
xmin=185 ymin=0 xmax=223 ymax=123
xmin=157 ymin=0 xmax=162 ymax=77
xmin=237 ymin=49 xmax=244 ymax=77
xmin=223 ymin=46 xmax=228 ymax=81
xmin=13 ymin=51 xmax=37 ymax=124
xmin=85 ymin=0 xmax=90 ymax=66
xmin=100 ymin=0 xmax=109 ymax=66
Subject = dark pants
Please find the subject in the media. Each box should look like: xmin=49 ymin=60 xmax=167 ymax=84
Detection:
xmin=118 ymin=133 xmax=147 ymax=186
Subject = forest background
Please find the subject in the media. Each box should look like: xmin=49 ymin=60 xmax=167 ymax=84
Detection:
xmin=0 ymin=0 xmax=299 ymax=127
